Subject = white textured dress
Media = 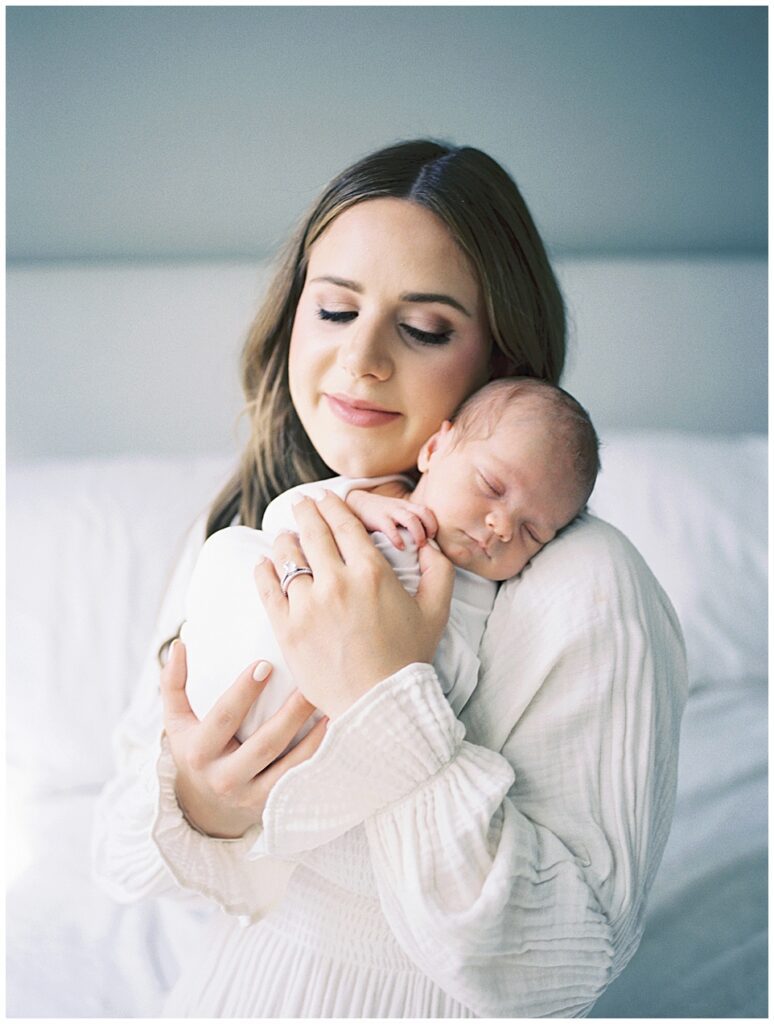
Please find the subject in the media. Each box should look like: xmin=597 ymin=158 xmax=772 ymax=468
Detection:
xmin=91 ymin=509 xmax=688 ymax=1018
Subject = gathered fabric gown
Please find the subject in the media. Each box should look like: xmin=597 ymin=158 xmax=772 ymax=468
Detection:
xmin=92 ymin=509 xmax=688 ymax=1017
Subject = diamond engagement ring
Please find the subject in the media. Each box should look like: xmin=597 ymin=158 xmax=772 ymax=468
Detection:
xmin=280 ymin=559 xmax=314 ymax=596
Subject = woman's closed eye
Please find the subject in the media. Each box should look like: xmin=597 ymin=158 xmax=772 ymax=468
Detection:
xmin=316 ymin=307 xmax=453 ymax=346
xmin=317 ymin=307 xmax=357 ymax=324
xmin=402 ymin=323 xmax=453 ymax=346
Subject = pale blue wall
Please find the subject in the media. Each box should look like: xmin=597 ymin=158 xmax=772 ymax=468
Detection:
xmin=7 ymin=5 xmax=767 ymax=261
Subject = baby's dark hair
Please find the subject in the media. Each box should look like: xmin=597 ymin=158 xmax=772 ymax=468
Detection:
xmin=449 ymin=377 xmax=601 ymax=509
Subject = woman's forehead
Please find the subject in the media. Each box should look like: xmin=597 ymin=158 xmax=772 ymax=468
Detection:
xmin=307 ymin=198 xmax=480 ymax=303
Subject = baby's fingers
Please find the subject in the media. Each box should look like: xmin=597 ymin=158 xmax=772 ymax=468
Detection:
xmin=382 ymin=519 xmax=406 ymax=550
xmin=413 ymin=505 xmax=438 ymax=539
xmin=395 ymin=511 xmax=429 ymax=549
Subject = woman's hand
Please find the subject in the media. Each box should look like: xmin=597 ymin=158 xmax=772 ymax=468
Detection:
xmin=254 ymin=491 xmax=455 ymax=720
xmin=160 ymin=640 xmax=328 ymax=839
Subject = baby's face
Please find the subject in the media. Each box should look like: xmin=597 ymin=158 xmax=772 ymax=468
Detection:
xmin=413 ymin=409 xmax=583 ymax=581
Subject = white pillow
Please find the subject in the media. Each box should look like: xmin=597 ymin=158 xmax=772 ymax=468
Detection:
xmin=588 ymin=432 xmax=766 ymax=690
xmin=7 ymin=455 xmax=232 ymax=795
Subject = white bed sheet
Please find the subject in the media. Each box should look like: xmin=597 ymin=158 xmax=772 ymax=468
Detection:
xmin=7 ymin=793 xmax=217 ymax=1017
xmin=588 ymin=679 xmax=768 ymax=1017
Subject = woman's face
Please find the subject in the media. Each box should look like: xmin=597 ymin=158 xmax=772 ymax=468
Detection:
xmin=288 ymin=197 xmax=492 ymax=477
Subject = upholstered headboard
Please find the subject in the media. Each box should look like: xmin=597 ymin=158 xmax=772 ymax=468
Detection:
xmin=7 ymin=254 xmax=766 ymax=460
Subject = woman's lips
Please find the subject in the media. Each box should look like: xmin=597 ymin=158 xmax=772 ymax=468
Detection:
xmin=325 ymin=394 xmax=401 ymax=428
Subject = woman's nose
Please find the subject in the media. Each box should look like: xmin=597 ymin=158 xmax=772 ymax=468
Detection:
xmin=339 ymin=320 xmax=393 ymax=381
xmin=486 ymin=509 xmax=512 ymax=543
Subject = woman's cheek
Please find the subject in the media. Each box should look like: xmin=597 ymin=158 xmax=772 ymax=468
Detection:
xmin=288 ymin=322 xmax=326 ymax=408
xmin=435 ymin=351 xmax=489 ymax=412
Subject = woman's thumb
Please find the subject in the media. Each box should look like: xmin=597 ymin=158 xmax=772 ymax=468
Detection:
xmin=415 ymin=540 xmax=454 ymax=625
xmin=160 ymin=638 xmax=196 ymax=733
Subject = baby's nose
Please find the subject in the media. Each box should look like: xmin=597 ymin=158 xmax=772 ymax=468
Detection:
xmin=486 ymin=511 xmax=512 ymax=542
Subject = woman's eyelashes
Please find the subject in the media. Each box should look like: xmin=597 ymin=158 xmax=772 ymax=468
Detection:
xmin=315 ymin=307 xmax=452 ymax=346
xmin=317 ymin=307 xmax=356 ymax=324
xmin=403 ymin=323 xmax=453 ymax=346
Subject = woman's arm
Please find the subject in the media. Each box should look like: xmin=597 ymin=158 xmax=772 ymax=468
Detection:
xmin=90 ymin=512 xmax=327 ymax=920
xmin=253 ymin=500 xmax=689 ymax=1016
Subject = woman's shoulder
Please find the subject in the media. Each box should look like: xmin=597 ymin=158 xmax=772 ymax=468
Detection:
xmin=541 ymin=509 xmax=646 ymax=567
xmin=466 ymin=512 xmax=688 ymax=748
xmin=481 ymin=510 xmax=683 ymax=697
xmin=499 ymin=511 xmax=669 ymax=623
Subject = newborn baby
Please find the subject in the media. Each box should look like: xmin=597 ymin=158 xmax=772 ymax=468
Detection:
xmin=181 ymin=377 xmax=599 ymax=748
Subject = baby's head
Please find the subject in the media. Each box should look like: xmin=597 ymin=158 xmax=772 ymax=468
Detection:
xmin=412 ymin=378 xmax=600 ymax=581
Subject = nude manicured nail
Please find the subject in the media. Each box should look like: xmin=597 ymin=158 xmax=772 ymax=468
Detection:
xmin=253 ymin=661 xmax=271 ymax=682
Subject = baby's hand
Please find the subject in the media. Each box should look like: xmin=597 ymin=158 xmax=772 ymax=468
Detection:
xmin=346 ymin=490 xmax=438 ymax=550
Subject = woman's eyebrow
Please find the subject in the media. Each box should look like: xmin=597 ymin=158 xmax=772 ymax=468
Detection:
xmin=309 ymin=276 xmax=471 ymax=318
xmin=400 ymin=292 xmax=471 ymax=317
xmin=310 ymin=275 xmax=362 ymax=291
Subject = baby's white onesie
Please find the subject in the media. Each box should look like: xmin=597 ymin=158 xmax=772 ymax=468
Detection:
xmin=181 ymin=475 xmax=496 ymax=749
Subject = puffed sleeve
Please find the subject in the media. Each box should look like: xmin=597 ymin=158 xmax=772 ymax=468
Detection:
xmin=90 ymin=510 xmax=293 ymax=920
xmin=250 ymin=514 xmax=689 ymax=1016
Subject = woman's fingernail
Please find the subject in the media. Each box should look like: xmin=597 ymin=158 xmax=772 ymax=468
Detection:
xmin=253 ymin=661 xmax=271 ymax=682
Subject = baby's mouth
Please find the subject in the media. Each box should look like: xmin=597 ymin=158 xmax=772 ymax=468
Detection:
xmin=464 ymin=531 xmax=490 ymax=557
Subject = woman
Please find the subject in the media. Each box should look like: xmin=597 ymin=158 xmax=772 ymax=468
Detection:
xmin=92 ymin=140 xmax=688 ymax=1017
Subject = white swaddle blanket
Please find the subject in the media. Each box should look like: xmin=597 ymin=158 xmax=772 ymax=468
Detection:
xmin=182 ymin=476 xmax=496 ymax=747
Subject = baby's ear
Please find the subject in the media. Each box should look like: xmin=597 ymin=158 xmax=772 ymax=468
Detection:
xmin=418 ymin=420 xmax=454 ymax=471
